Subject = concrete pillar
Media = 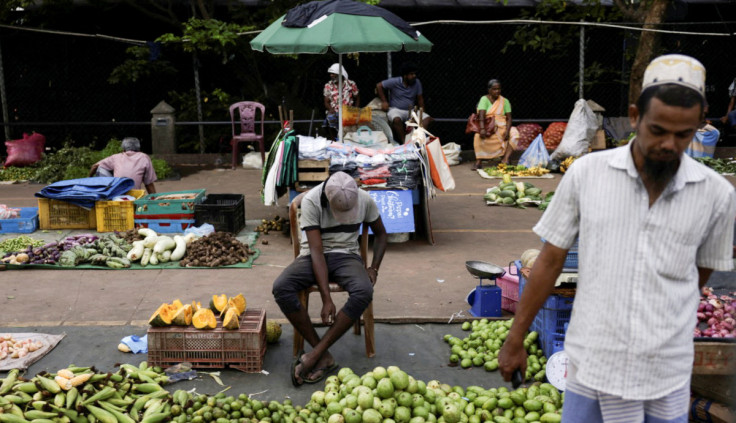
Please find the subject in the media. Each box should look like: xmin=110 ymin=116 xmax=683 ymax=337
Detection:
xmin=151 ymin=101 xmax=176 ymax=155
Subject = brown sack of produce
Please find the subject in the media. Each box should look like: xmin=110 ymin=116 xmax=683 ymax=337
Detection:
xmin=516 ymin=123 xmax=543 ymax=150
xmin=543 ymin=122 xmax=567 ymax=149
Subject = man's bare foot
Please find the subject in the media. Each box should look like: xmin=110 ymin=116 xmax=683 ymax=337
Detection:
xmin=294 ymin=351 xmax=319 ymax=385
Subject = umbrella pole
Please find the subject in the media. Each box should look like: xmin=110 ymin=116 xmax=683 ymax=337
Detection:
xmin=338 ymin=54 xmax=343 ymax=142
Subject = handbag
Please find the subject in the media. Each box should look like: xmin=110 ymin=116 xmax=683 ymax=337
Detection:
xmin=465 ymin=113 xmax=496 ymax=135
xmin=344 ymin=126 xmax=389 ymax=147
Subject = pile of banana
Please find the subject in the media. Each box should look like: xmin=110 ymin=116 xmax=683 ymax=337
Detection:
xmin=559 ymin=156 xmax=576 ymax=173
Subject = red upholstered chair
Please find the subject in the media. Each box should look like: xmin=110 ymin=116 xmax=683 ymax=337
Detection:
xmin=230 ymin=101 xmax=265 ymax=170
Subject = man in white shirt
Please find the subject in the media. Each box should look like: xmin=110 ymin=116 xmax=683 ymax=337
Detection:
xmin=499 ymin=55 xmax=736 ymax=422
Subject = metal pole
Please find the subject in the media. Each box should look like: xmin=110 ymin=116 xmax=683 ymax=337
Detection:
xmin=579 ymin=22 xmax=585 ymax=100
xmin=387 ymin=52 xmax=392 ymax=78
xmin=338 ymin=53 xmax=343 ymax=141
xmin=0 ymin=40 xmax=10 ymax=141
xmin=192 ymin=52 xmax=205 ymax=154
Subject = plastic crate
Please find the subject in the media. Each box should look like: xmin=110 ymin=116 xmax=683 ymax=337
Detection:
xmin=497 ymin=265 xmax=519 ymax=313
xmin=194 ymin=194 xmax=245 ymax=234
xmin=95 ymin=189 xmax=146 ymax=232
xmin=134 ymin=217 xmax=196 ymax=233
xmin=539 ymin=330 xmax=565 ymax=358
xmin=517 ymin=262 xmax=574 ymax=335
xmin=147 ymin=308 xmax=266 ymax=373
xmin=541 ymin=238 xmax=578 ymax=269
xmin=134 ymin=189 xmax=205 ymax=216
xmin=38 ymin=198 xmax=97 ymax=230
xmin=0 ymin=207 xmax=39 ymax=234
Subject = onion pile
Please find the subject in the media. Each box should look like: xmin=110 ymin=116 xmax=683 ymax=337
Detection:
xmin=694 ymin=287 xmax=736 ymax=338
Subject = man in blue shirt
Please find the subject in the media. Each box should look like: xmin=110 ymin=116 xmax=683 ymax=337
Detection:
xmin=376 ymin=62 xmax=432 ymax=144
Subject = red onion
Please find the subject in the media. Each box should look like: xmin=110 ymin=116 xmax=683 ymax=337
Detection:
xmin=714 ymin=309 xmax=725 ymax=320
xmin=705 ymin=311 xmax=713 ymax=318
xmin=694 ymin=328 xmax=702 ymax=337
xmin=697 ymin=303 xmax=706 ymax=312
xmin=709 ymin=299 xmax=723 ymax=309
xmin=705 ymin=303 xmax=715 ymax=313
xmin=707 ymin=317 xmax=719 ymax=326
xmin=695 ymin=288 xmax=736 ymax=338
xmin=697 ymin=312 xmax=706 ymax=321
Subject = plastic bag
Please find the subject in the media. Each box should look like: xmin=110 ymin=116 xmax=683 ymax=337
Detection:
xmin=551 ymin=99 xmax=598 ymax=161
xmin=242 ymin=151 xmax=263 ymax=169
xmin=184 ymin=223 xmax=215 ymax=237
xmin=441 ymin=142 xmax=462 ymax=166
xmin=519 ymin=134 xmax=550 ymax=169
xmin=0 ymin=205 xmax=21 ymax=219
xmin=685 ymin=126 xmax=720 ymax=158
xmin=4 ymin=133 xmax=45 ymax=167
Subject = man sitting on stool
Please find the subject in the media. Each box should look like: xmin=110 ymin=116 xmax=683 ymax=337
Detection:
xmin=376 ymin=62 xmax=432 ymax=144
xmin=272 ymin=172 xmax=387 ymax=386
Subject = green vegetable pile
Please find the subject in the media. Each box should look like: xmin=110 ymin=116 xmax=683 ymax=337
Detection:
xmin=1 ymin=139 xmax=173 ymax=184
xmin=445 ymin=319 xmax=548 ymax=382
xmin=695 ymin=157 xmax=736 ymax=174
xmin=484 ymin=182 xmax=545 ymax=209
xmin=0 ymin=235 xmax=44 ymax=256
xmin=0 ymin=167 xmax=38 ymax=182
xmin=0 ymin=362 xmax=564 ymax=423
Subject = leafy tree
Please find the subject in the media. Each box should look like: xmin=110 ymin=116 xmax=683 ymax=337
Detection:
xmin=501 ymin=0 xmax=670 ymax=104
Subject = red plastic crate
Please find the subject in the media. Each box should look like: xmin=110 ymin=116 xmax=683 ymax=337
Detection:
xmin=147 ymin=308 xmax=266 ymax=373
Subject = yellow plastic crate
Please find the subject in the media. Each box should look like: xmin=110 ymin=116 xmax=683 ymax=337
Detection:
xmin=38 ymin=198 xmax=97 ymax=230
xmin=95 ymin=189 xmax=146 ymax=232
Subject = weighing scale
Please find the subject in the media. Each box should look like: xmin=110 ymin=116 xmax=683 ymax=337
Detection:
xmin=465 ymin=261 xmax=505 ymax=318
xmin=545 ymin=350 xmax=569 ymax=391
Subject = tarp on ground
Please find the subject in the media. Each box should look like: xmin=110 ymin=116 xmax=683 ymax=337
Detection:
xmin=35 ymin=177 xmax=135 ymax=209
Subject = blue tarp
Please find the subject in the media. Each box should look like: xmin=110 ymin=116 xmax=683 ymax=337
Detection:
xmin=35 ymin=177 xmax=135 ymax=209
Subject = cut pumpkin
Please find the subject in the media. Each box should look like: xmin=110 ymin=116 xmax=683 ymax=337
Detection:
xmin=192 ymin=309 xmax=217 ymax=330
xmin=222 ymin=308 xmax=240 ymax=330
xmin=209 ymin=294 xmax=228 ymax=314
xmin=172 ymin=299 xmax=184 ymax=309
xmin=230 ymin=293 xmax=246 ymax=315
xmin=149 ymin=303 xmax=176 ymax=327
xmin=191 ymin=301 xmax=202 ymax=312
xmin=172 ymin=304 xmax=192 ymax=326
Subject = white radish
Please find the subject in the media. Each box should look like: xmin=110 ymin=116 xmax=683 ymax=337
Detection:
xmin=170 ymin=236 xmax=187 ymax=261
xmin=153 ymin=236 xmax=175 ymax=254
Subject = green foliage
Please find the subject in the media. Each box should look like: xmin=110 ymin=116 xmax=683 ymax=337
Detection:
xmin=31 ymin=139 xmax=173 ymax=184
xmin=166 ymin=88 xmax=233 ymax=153
xmin=151 ymin=158 xmax=173 ymax=180
xmin=108 ymin=46 xmax=178 ymax=85
xmin=501 ymin=0 xmax=622 ymax=57
xmin=157 ymin=18 xmax=253 ymax=63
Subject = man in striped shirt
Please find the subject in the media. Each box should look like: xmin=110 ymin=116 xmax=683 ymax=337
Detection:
xmin=499 ymin=55 xmax=736 ymax=422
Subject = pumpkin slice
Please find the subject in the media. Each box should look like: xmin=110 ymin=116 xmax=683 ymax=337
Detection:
xmin=191 ymin=301 xmax=202 ymax=312
xmin=209 ymin=294 xmax=228 ymax=314
xmin=149 ymin=303 xmax=175 ymax=327
xmin=230 ymin=293 xmax=246 ymax=315
xmin=222 ymin=308 xmax=240 ymax=330
xmin=172 ymin=299 xmax=184 ymax=309
xmin=172 ymin=304 xmax=192 ymax=326
xmin=192 ymin=309 xmax=217 ymax=330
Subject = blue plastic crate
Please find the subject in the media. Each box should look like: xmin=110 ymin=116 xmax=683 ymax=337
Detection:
xmin=539 ymin=330 xmax=565 ymax=358
xmin=0 ymin=207 xmax=39 ymax=234
xmin=135 ymin=218 xmax=195 ymax=233
xmin=516 ymin=259 xmax=574 ymax=338
xmin=540 ymin=238 xmax=579 ymax=269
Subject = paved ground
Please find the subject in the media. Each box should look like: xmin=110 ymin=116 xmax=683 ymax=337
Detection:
xmin=1 ymin=161 xmax=734 ymax=327
xmin=1 ymin=159 xmax=735 ymax=404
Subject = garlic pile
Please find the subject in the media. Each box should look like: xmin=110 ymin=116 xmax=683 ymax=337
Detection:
xmin=0 ymin=334 xmax=44 ymax=360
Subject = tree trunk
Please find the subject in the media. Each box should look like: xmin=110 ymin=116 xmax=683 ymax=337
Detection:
xmin=628 ymin=0 xmax=670 ymax=104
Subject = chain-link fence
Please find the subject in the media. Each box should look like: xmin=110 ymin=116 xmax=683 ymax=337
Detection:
xmin=2 ymin=20 xmax=734 ymax=154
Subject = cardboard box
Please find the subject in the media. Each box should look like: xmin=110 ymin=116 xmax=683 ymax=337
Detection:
xmin=590 ymin=129 xmax=606 ymax=150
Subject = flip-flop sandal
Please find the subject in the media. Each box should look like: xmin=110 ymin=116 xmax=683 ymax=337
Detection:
xmin=291 ymin=350 xmax=305 ymax=387
xmin=303 ymin=362 xmax=340 ymax=384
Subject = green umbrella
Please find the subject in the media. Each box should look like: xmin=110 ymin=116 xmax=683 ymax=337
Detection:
xmin=251 ymin=7 xmax=432 ymax=139
xmin=251 ymin=14 xmax=432 ymax=54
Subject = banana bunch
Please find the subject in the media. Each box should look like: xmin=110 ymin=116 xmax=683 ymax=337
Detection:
xmin=560 ymin=156 xmax=576 ymax=173
xmin=491 ymin=163 xmax=550 ymax=177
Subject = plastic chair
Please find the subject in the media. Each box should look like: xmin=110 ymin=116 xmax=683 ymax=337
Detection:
xmin=230 ymin=101 xmax=266 ymax=170
xmin=289 ymin=191 xmax=375 ymax=358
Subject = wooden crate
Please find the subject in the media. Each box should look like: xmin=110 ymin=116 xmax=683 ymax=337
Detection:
xmin=691 ymin=374 xmax=735 ymax=406
xmin=693 ymin=341 xmax=736 ymax=375
xmin=298 ymin=160 xmax=330 ymax=182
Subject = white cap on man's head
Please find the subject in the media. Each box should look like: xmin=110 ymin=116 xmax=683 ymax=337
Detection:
xmin=324 ymin=171 xmax=359 ymax=224
xmin=642 ymin=54 xmax=705 ymax=98
xmin=327 ymin=63 xmax=348 ymax=80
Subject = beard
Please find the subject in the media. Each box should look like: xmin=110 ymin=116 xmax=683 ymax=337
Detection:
xmin=643 ymin=155 xmax=680 ymax=184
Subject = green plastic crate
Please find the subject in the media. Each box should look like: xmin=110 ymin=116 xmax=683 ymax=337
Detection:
xmin=134 ymin=189 xmax=205 ymax=216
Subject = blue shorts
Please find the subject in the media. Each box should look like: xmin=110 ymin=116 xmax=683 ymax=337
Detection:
xmin=561 ymin=364 xmax=690 ymax=423
xmin=727 ymin=110 xmax=736 ymax=127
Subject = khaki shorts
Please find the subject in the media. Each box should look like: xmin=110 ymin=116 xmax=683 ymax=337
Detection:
xmin=387 ymin=107 xmax=430 ymax=123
